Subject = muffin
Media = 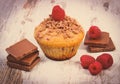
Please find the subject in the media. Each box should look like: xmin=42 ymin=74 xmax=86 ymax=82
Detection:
xmin=34 ymin=5 xmax=84 ymax=60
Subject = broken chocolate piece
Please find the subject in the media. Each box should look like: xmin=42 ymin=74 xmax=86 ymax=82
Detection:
xmin=7 ymin=57 xmax=40 ymax=71
xmin=7 ymin=51 xmax=39 ymax=66
xmin=88 ymin=38 xmax=115 ymax=52
xmin=6 ymin=39 xmax=38 ymax=60
xmin=84 ymin=32 xmax=109 ymax=47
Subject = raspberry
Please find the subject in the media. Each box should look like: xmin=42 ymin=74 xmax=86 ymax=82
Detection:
xmin=88 ymin=26 xmax=102 ymax=39
xmin=96 ymin=53 xmax=113 ymax=69
xmin=80 ymin=55 xmax=95 ymax=69
xmin=89 ymin=61 xmax=102 ymax=75
xmin=52 ymin=5 xmax=65 ymax=21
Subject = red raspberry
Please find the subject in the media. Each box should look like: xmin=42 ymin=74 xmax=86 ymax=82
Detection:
xmin=88 ymin=26 xmax=102 ymax=39
xmin=80 ymin=55 xmax=95 ymax=69
xmin=96 ymin=53 xmax=113 ymax=69
xmin=89 ymin=61 xmax=102 ymax=75
xmin=52 ymin=5 xmax=65 ymax=21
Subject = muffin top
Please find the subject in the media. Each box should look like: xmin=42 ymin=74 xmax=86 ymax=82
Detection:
xmin=34 ymin=5 xmax=84 ymax=47
xmin=34 ymin=16 xmax=84 ymax=47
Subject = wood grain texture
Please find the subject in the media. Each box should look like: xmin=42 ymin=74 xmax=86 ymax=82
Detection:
xmin=0 ymin=0 xmax=120 ymax=84
xmin=0 ymin=60 xmax=23 ymax=84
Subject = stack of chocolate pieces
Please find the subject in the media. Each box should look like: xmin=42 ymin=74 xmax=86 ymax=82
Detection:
xmin=84 ymin=32 xmax=115 ymax=52
xmin=6 ymin=39 xmax=40 ymax=71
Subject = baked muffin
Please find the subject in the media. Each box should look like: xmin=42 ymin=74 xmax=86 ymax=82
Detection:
xmin=34 ymin=5 xmax=84 ymax=60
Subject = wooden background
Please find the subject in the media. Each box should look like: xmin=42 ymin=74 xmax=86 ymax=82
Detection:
xmin=0 ymin=0 xmax=120 ymax=84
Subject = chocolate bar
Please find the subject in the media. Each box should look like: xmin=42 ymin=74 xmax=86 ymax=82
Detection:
xmin=6 ymin=39 xmax=38 ymax=60
xmin=7 ymin=57 xmax=40 ymax=71
xmin=88 ymin=38 xmax=115 ymax=52
xmin=7 ymin=51 xmax=39 ymax=66
xmin=6 ymin=38 xmax=40 ymax=71
xmin=84 ymin=32 xmax=109 ymax=47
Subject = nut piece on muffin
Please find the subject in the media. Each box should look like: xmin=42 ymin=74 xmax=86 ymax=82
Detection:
xmin=34 ymin=5 xmax=84 ymax=60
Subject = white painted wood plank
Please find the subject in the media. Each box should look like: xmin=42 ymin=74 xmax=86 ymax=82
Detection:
xmin=0 ymin=0 xmax=120 ymax=84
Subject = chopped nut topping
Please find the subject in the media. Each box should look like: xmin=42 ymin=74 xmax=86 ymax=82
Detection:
xmin=38 ymin=16 xmax=82 ymax=39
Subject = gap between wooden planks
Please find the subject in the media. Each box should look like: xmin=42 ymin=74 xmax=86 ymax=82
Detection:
xmin=0 ymin=60 xmax=23 ymax=84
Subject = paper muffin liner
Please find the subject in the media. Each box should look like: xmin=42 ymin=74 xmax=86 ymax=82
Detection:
xmin=38 ymin=43 xmax=81 ymax=60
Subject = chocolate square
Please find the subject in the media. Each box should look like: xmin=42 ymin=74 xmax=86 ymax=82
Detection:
xmin=84 ymin=32 xmax=109 ymax=47
xmin=88 ymin=38 xmax=115 ymax=52
xmin=7 ymin=57 xmax=40 ymax=71
xmin=7 ymin=51 xmax=39 ymax=66
xmin=6 ymin=39 xmax=38 ymax=60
